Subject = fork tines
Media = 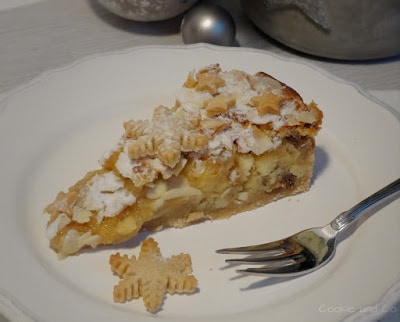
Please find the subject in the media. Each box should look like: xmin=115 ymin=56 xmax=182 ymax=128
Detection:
xmin=216 ymin=239 xmax=314 ymax=275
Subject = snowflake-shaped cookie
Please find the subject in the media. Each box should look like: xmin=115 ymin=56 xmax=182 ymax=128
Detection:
xmin=124 ymin=105 xmax=208 ymax=169
xmin=110 ymin=238 xmax=198 ymax=313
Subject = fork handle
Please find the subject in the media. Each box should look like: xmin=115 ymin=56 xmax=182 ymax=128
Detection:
xmin=330 ymin=178 xmax=400 ymax=231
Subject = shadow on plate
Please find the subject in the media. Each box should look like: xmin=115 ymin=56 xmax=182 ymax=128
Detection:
xmin=81 ymin=230 xmax=155 ymax=256
xmin=219 ymin=261 xmax=300 ymax=290
xmin=311 ymin=146 xmax=329 ymax=186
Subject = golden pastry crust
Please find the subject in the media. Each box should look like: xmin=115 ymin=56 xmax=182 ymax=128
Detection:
xmin=110 ymin=238 xmax=198 ymax=313
xmin=44 ymin=64 xmax=323 ymax=258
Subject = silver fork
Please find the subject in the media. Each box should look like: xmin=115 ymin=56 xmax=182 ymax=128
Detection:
xmin=216 ymin=178 xmax=400 ymax=277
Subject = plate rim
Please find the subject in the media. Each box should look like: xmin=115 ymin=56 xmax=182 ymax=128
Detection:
xmin=1 ymin=44 xmax=399 ymax=121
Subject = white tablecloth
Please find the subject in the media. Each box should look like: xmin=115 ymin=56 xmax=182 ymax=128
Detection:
xmin=0 ymin=1 xmax=399 ymax=321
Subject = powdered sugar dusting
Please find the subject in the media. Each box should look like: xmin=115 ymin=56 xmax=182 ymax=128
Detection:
xmin=114 ymin=65 xmax=314 ymax=187
xmin=80 ymin=172 xmax=136 ymax=222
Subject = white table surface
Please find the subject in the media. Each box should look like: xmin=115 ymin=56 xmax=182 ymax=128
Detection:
xmin=0 ymin=1 xmax=399 ymax=321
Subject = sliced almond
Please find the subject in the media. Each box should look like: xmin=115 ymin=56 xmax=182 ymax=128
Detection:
xmin=72 ymin=206 xmax=92 ymax=223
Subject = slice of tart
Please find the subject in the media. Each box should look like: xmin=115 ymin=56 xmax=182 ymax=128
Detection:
xmin=44 ymin=64 xmax=323 ymax=258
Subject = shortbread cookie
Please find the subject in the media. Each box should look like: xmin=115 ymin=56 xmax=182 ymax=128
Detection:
xmin=110 ymin=238 xmax=198 ymax=313
xmin=44 ymin=64 xmax=323 ymax=258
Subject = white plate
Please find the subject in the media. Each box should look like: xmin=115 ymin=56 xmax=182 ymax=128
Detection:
xmin=0 ymin=45 xmax=399 ymax=322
